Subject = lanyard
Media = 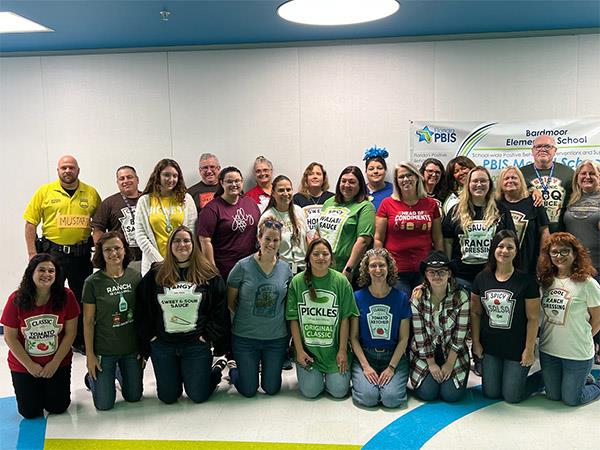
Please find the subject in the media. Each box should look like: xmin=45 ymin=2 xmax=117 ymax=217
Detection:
xmin=533 ymin=164 xmax=554 ymax=192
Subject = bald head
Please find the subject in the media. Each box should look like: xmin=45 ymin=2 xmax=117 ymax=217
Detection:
xmin=532 ymin=135 xmax=557 ymax=170
xmin=57 ymin=155 xmax=80 ymax=189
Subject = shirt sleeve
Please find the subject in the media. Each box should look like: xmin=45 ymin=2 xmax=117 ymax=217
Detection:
xmin=183 ymin=193 xmax=198 ymax=232
xmin=376 ymin=197 xmax=389 ymax=218
xmin=399 ymin=291 xmax=412 ymax=320
xmin=90 ymin=198 xmax=109 ymax=231
xmin=197 ymin=202 xmax=218 ymax=237
xmin=442 ymin=207 xmax=455 ymax=238
xmin=410 ymin=294 xmax=434 ymax=359
xmin=524 ymin=274 xmax=541 ymax=298
xmin=285 ymin=275 xmax=300 ymax=320
xmin=356 ymin=201 xmax=376 ymax=238
xmin=81 ymin=274 xmax=97 ymax=305
xmin=227 ymin=260 xmax=244 ymax=289
xmin=340 ymin=276 xmax=359 ymax=319
xmin=471 ymin=272 xmax=482 ymax=296
xmin=450 ymin=290 xmax=470 ymax=354
xmin=536 ymin=205 xmax=550 ymax=228
xmin=0 ymin=293 xmax=19 ymax=328
xmin=585 ymin=278 xmax=600 ymax=308
xmin=23 ymin=185 xmax=45 ymax=225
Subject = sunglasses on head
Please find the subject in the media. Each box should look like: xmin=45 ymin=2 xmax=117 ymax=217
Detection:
xmin=264 ymin=220 xmax=283 ymax=230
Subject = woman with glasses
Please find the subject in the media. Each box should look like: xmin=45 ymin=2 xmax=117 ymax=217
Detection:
xmin=286 ymin=238 xmax=359 ymax=399
xmin=136 ymin=226 xmax=227 ymax=404
xmin=261 ymin=175 xmax=308 ymax=274
xmin=227 ymin=218 xmax=292 ymax=397
xmin=293 ymin=162 xmax=334 ymax=241
xmin=198 ymin=166 xmax=260 ymax=282
xmin=350 ymin=248 xmax=411 ymax=408
xmin=317 ymin=166 xmax=376 ymax=283
xmin=471 ymin=230 xmax=542 ymax=403
xmin=419 ymin=158 xmax=447 ymax=205
xmin=246 ymin=156 xmax=274 ymax=213
xmin=375 ymin=162 xmax=443 ymax=298
xmin=1 ymin=254 xmax=79 ymax=418
xmin=135 ymin=159 xmax=197 ymax=275
xmin=363 ymin=147 xmax=393 ymax=211
xmin=442 ymin=166 xmax=515 ymax=291
xmin=409 ymin=251 xmax=470 ymax=402
xmin=442 ymin=156 xmax=476 ymax=215
xmin=537 ymin=232 xmax=600 ymax=406
xmin=495 ymin=166 xmax=549 ymax=275
xmin=82 ymin=231 xmax=142 ymax=410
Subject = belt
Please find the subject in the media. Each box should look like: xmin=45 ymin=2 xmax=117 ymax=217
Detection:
xmin=41 ymin=237 xmax=91 ymax=257
xmin=366 ymin=347 xmax=390 ymax=353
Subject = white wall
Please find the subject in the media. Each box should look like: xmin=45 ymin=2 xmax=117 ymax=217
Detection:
xmin=1 ymin=34 xmax=599 ymax=302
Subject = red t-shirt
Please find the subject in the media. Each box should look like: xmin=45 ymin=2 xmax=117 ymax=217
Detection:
xmin=1 ymin=289 xmax=80 ymax=373
xmin=377 ymin=197 xmax=441 ymax=272
xmin=245 ymin=185 xmax=270 ymax=211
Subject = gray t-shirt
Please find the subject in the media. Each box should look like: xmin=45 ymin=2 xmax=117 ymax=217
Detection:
xmin=564 ymin=191 xmax=600 ymax=269
xmin=227 ymin=255 xmax=292 ymax=340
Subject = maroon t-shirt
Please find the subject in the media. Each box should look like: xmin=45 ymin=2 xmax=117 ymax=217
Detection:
xmin=1 ymin=289 xmax=80 ymax=373
xmin=197 ymin=196 xmax=260 ymax=280
xmin=377 ymin=197 xmax=441 ymax=272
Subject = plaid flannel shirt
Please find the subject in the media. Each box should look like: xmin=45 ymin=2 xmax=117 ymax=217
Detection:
xmin=409 ymin=285 xmax=470 ymax=390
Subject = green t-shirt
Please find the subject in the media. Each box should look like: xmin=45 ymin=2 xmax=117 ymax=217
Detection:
xmin=286 ymin=269 xmax=359 ymax=373
xmin=82 ymin=267 xmax=141 ymax=356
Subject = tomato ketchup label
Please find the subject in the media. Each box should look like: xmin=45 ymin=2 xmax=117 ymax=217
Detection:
xmin=22 ymin=314 xmax=61 ymax=357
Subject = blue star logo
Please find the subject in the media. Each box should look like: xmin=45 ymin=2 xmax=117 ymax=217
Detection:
xmin=416 ymin=126 xmax=433 ymax=143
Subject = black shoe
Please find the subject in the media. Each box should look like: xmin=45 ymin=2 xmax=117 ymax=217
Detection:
xmin=472 ymin=355 xmax=482 ymax=377
xmin=84 ymin=373 xmax=91 ymax=390
xmin=282 ymin=357 xmax=293 ymax=370
xmin=211 ymin=357 xmax=227 ymax=374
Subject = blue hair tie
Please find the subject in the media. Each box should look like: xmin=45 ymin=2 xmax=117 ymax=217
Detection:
xmin=363 ymin=146 xmax=389 ymax=161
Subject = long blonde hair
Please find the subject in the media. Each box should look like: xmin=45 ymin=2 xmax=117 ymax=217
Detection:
xmin=569 ymin=160 xmax=600 ymax=207
xmin=392 ymin=162 xmax=427 ymax=201
xmin=452 ymin=166 xmax=500 ymax=229
xmin=494 ymin=166 xmax=529 ymax=201
xmin=156 ymin=226 xmax=220 ymax=288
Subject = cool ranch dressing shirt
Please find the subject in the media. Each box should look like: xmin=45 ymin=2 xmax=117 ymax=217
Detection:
xmin=286 ymin=269 xmax=359 ymax=373
xmin=317 ymin=198 xmax=375 ymax=272
xmin=1 ymin=289 xmax=80 ymax=373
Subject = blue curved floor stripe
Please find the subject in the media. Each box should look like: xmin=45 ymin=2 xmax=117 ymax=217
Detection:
xmin=0 ymin=397 xmax=46 ymax=450
xmin=362 ymin=386 xmax=499 ymax=450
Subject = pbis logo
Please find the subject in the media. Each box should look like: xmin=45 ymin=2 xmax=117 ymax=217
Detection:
xmin=416 ymin=126 xmax=457 ymax=144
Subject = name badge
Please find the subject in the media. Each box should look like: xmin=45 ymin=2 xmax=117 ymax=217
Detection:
xmin=57 ymin=214 xmax=90 ymax=228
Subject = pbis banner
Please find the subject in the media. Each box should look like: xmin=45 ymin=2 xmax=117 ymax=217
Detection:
xmin=410 ymin=118 xmax=600 ymax=177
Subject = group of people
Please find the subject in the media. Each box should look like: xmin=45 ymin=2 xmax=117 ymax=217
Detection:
xmin=2 ymin=135 xmax=599 ymax=419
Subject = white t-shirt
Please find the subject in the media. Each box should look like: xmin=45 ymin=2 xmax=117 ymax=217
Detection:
xmin=540 ymin=277 xmax=600 ymax=360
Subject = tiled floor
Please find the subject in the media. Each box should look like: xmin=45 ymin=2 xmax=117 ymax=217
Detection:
xmin=0 ymin=340 xmax=597 ymax=449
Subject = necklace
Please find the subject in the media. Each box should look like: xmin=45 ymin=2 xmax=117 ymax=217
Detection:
xmin=107 ymin=270 xmax=128 ymax=312
xmin=157 ymin=195 xmax=174 ymax=233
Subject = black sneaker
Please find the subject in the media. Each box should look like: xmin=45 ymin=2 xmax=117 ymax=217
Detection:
xmin=211 ymin=357 xmax=227 ymax=376
xmin=84 ymin=373 xmax=92 ymax=390
xmin=227 ymin=360 xmax=238 ymax=385
xmin=472 ymin=355 xmax=482 ymax=377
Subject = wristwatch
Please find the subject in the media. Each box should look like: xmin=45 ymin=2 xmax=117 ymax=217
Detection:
xmin=388 ymin=363 xmax=397 ymax=373
xmin=344 ymin=266 xmax=353 ymax=274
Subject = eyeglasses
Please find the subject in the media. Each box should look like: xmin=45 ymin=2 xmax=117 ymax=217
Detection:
xmin=470 ymin=179 xmax=489 ymax=185
xmin=425 ymin=268 xmax=449 ymax=278
xmin=533 ymin=144 xmax=556 ymax=151
xmin=424 ymin=169 xmax=441 ymax=176
xmin=172 ymin=238 xmax=192 ymax=245
xmin=263 ymin=220 xmax=283 ymax=230
xmin=103 ymin=246 xmax=124 ymax=254
xmin=397 ymin=173 xmax=415 ymax=180
xmin=549 ymin=249 xmax=572 ymax=258
xmin=223 ymin=179 xmax=242 ymax=185
xmin=200 ymin=165 xmax=219 ymax=172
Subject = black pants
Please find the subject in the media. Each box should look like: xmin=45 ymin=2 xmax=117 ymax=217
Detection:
xmin=50 ymin=250 xmax=92 ymax=346
xmin=11 ymin=365 xmax=72 ymax=419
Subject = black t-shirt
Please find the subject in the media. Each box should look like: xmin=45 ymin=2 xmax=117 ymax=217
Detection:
xmin=499 ymin=197 xmax=549 ymax=275
xmin=472 ymin=269 xmax=539 ymax=361
xmin=187 ymin=181 xmax=219 ymax=213
xmin=292 ymin=191 xmax=334 ymax=208
xmin=442 ymin=202 xmax=515 ymax=282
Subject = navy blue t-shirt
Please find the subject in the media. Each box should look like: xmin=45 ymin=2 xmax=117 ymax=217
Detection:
xmin=355 ymin=287 xmax=411 ymax=350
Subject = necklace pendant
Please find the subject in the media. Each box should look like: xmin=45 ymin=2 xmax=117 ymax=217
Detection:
xmin=166 ymin=224 xmax=173 ymax=233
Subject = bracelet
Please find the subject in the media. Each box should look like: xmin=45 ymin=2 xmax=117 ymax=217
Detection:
xmin=388 ymin=363 xmax=396 ymax=373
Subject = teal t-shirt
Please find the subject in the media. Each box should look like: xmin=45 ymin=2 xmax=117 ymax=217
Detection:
xmin=317 ymin=198 xmax=375 ymax=271
xmin=228 ymin=255 xmax=292 ymax=340
xmin=82 ymin=267 xmax=141 ymax=356
xmin=286 ymin=269 xmax=359 ymax=373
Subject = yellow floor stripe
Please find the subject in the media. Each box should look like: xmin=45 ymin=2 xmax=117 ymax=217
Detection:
xmin=45 ymin=439 xmax=361 ymax=450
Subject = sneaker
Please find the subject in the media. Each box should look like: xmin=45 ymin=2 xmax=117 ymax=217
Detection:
xmin=115 ymin=365 xmax=123 ymax=391
xmin=282 ymin=357 xmax=293 ymax=371
xmin=472 ymin=355 xmax=482 ymax=377
xmin=84 ymin=373 xmax=95 ymax=391
xmin=227 ymin=360 xmax=238 ymax=385
xmin=586 ymin=373 xmax=596 ymax=385
xmin=212 ymin=357 xmax=227 ymax=374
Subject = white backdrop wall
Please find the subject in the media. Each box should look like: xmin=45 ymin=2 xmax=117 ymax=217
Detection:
xmin=1 ymin=33 xmax=599 ymax=303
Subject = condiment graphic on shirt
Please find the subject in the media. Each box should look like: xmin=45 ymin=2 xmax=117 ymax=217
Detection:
xmin=56 ymin=211 xmax=90 ymax=229
xmin=481 ymin=289 xmax=516 ymax=329
xmin=318 ymin=206 xmax=350 ymax=252
xmin=393 ymin=210 xmax=432 ymax=231
xmin=254 ymin=284 xmax=277 ymax=318
xmin=298 ymin=289 xmax=340 ymax=347
xmin=366 ymin=304 xmax=392 ymax=340
xmin=22 ymin=314 xmax=62 ymax=356
xmin=527 ymin=176 xmax=567 ymax=224
xmin=157 ymin=282 xmax=202 ymax=333
xmin=302 ymin=205 xmax=322 ymax=239
xmin=118 ymin=205 xmax=138 ymax=247
xmin=458 ymin=221 xmax=496 ymax=264
xmin=509 ymin=210 xmax=528 ymax=246
xmin=106 ymin=282 xmax=135 ymax=328
xmin=541 ymin=287 xmax=572 ymax=326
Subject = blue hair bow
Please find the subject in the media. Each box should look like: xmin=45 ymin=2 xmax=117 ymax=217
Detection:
xmin=363 ymin=146 xmax=389 ymax=161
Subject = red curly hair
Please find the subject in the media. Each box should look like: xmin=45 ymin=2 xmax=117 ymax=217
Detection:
xmin=537 ymin=232 xmax=597 ymax=288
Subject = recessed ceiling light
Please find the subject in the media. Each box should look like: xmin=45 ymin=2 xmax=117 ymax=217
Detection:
xmin=277 ymin=0 xmax=400 ymax=26
xmin=0 ymin=11 xmax=53 ymax=33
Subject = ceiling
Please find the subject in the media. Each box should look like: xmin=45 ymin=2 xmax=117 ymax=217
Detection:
xmin=0 ymin=0 xmax=599 ymax=54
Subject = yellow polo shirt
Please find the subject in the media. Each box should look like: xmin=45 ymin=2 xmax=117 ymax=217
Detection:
xmin=23 ymin=180 xmax=101 ymax=245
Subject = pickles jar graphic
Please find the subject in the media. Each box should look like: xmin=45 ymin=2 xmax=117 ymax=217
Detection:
xmin=298 ymin=289 xmax=340 ymax=347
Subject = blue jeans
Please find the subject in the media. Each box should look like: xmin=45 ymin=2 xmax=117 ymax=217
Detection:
xmin=88 ymin=352 xmax=143 ymax=410
xmin=150 ymin=339 xmax=218 ymax=404
xmin=296 ymin=364 xmax=350 ymax=399
xmin=414 ymin=373 xmax=467 ymax=403
xmin=395 ymin=272 xmax=422 ymax=299
xmin=540 ymin=351 xmax=600 ymax=406
xmin=351 ymin=348 xmax=409 ymax=408
xmin=232 ymin=335 xmax=288 ymax=397
xmin=481 ymin=353 xmax=543 ymax=403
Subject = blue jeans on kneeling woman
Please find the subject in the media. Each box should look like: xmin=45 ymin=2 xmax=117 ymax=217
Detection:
xmin=481 ymin=353 xmax=543 ymax=403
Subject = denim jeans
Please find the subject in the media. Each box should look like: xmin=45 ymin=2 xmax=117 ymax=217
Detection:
xmin=414 ymin=373 xmax=467 ymax=403
xmin=296 ymin=364 xmax=350 ymax=399
xmin=351 ymin=347 xmax=409 ymax=408
xmin=232 ymin=335 xmax=288 ymax=397
xmin=395 ymin=272 xmax=423 ymax=299
xmin=88 ymin=352 xmax=143 ymax=410
xmin=481 ymin=353 xmax=543 ymax=403
xmin=540 ymin=351 xmax=600 ymax=406
xmin=150 ymin=339 xmax=218 ymax=404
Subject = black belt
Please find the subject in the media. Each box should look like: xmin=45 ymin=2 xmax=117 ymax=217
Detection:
xmin=38 ymin=237 xmax=91 ymax=257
